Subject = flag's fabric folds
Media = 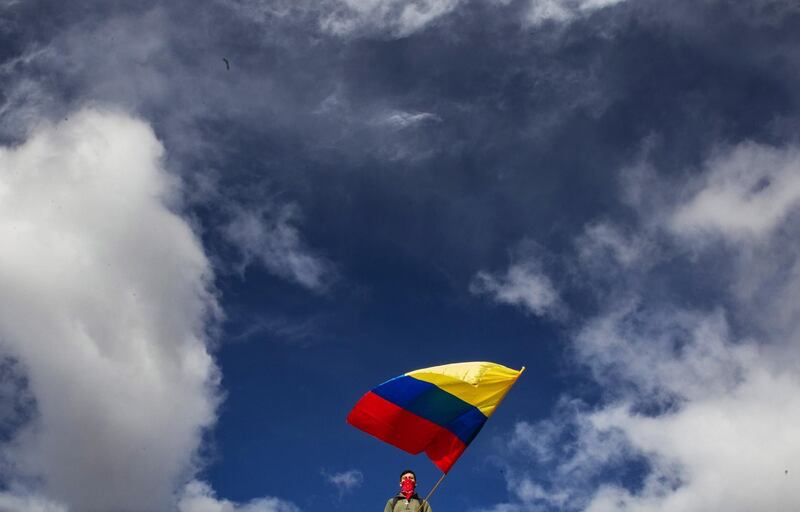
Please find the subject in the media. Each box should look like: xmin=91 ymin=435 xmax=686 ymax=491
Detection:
xmin=347 ymin=361 xmax=524 ymax=473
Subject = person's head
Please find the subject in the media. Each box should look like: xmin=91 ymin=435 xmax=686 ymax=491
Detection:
xmin=399 ymin=470 xmax=416 ymax=486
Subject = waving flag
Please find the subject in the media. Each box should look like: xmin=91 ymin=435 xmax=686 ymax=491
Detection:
xmin=347 ymin=361 xmax=524 ymax=473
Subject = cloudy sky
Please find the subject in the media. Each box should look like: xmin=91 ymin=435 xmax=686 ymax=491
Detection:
xmin=1 ymin=1 xmax=800 ymax=511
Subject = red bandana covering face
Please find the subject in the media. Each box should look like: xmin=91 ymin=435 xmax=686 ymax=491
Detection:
xmin=400 ymin=476 xmax=416 ymax=500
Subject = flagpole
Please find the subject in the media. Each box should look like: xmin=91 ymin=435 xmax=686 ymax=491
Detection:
xmin=422 ymin=472 xmax=447 ymax=508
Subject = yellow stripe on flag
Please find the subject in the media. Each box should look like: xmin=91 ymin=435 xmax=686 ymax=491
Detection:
xmin=406 ymin=361 xmax=524 ymax=417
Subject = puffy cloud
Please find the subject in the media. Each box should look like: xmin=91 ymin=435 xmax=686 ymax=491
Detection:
xmin=526 ymin=0 xmax=627 ymax=26
xmin=572 ymin=306 xmax=800 ymax=512
xmin=223 ymin=203 xmax=335 ymax=292
xmin=0 ymin=109 xmax=220 ymax=511
xmin=0 ymin=491 xmax=67 ymax=512
xmin=671 ymin=142 xmax=800 ymax=242
xmin=487 ymin=141 xmax=800 ymax=512
xmin=574 ymin=306 xmax=754 ymax=402
xmin=492 ymin=303 xmax=800 ymax=512
xmin=323 ymin=469 xmax=364 ymax=497
xmin=471 ymin=258 xmax=561 ymax=318
xmin=576 ymin=222 xmax=649 ymax=269
xmin=321 ymin=0 xmax=461 ymax=38
xmin=574 ymin=146 xmax=800 ymax=512
xmin=586 ymin=363 xmax=800 ymax=511
xmin=178 ymin=481 xmax=299 ymax=512
xmin=497 ymin=399 xmax=636 ymax=511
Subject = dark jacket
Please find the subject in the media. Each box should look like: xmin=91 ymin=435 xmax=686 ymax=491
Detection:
xmin=384 ymin=493 xmax=432 ymax=512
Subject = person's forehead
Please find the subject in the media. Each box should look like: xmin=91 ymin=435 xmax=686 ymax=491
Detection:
xmin=401 ymin=473 xmax=415 ymax=479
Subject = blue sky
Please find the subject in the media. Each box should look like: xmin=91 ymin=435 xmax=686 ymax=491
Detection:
xmin=1 ymin=1 xmax=800 ymax=511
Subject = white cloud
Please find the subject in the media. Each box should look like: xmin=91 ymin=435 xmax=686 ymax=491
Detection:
xmin=324 ymin=469 xmax=364 ymax=494
xmin=526 ymin=0 xmax=627 ymax=26
xmin=223 ymin=203 xmax=334 ymax=292
xmin=583 ymin=341 xmax=800 ymax=511
xmin=178 ymin=481 xmax=300 ymax=512
xmin=221 ymin=0 xmax=461 ymax=39
xmin=471 ymin=259 xmax=561 ymax=318
xmin=0 ymin=491 xmax=67 ymax=512
xmin=493 ymin=399 xmax=635 ymax=512
xmin=1 ymin=9 xmax=339 ymax=293
xmin=528 ymin=0 xmax=573 ymax=24
xmin=321 ymin=0 xmax=461 ymax=38
xmin=492 ymin=305 xmax=800 ymax=512
xmin=376 ymin=110 xmax=442 ymax=129
xmin=487 ymin=141 xmax=800 ymax=512
xmin=574 ymin=305 xmax=755 ymax=402
xmin=227 ymin=0 xmax=630 ymax=40
xmin=671 ymin=142 xmax=800 ymax=241
xmin=320 ymin=0 xmax=628 ymax=36
xmin=0 ymin=109 xmax=221 ymax=511
xmin=576 ymin=222 xmax=648 ymax=269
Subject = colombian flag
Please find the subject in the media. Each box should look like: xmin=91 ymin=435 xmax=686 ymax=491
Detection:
xmin=347 ymin=361 xmax=524 ymax=473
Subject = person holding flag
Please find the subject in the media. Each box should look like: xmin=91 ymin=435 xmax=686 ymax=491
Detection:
xmin=384 ymin=470 xmax=431 ymax=512
xmin=348 ymin=362 xmax=524 ymax=507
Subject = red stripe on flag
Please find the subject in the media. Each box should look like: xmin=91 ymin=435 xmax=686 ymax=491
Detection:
xmin=347 ymin=391 xmax=440 ymax=454
xmin=347 ymin=391 xmax=467 ymax=473
xmin=425 ymin=430 xmax=466 ymax=473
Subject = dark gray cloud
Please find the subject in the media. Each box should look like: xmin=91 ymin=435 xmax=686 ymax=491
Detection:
xmin=4 ymin=2 xmax=798 ymax=249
